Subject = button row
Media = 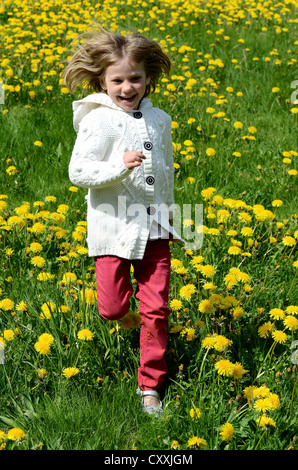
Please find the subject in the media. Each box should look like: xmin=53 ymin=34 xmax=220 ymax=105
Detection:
xmin=131 ymin=114 xmax=154 ymax=187
xmin=146 ymin=175 xmax=155 ymax=185
xmin=133 ymin=111 xmax=142 ymax=119
xmin=144 ymin=141 xmax=153 ymax=151
xmin=147 ymin=206 xmax=156 ymax=215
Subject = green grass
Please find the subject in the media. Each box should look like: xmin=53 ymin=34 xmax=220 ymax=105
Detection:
xmin=0 ymin=0 xmax=297 ymax=451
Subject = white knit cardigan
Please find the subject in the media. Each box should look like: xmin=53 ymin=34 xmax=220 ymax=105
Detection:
xmin=69 ymin=93 xmax=182 ymax=259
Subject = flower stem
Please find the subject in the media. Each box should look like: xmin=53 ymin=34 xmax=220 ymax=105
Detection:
xmin=257 ymin=340 xmax=277 ymax=378
xmin=254 ymin=428 xmax=266 ymax=450
xmin=74 ymin=342 xmax=84 ymax=367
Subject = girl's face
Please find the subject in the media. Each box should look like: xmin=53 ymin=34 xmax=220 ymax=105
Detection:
xmin=101 ymin=57 xmax=150 ymax=111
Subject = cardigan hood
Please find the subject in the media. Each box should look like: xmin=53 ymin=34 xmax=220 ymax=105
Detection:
xmin=72 ymin=93 xmax=153 ymax=132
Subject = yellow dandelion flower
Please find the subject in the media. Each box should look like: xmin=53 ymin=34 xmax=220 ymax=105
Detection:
xmin=283 ymin=316 xmax=298 ymax=331
xmin=200 ymin=264 xmax=216 ymax=278
xmin=202 ymin=335 xmax=215 ymax=350
xmin=77 ymin=329 xmax=94 ymax=341
xmin=29 ymin=242 xmax=43 ymax=253
xmin=3 ymin=330 xmax=15 ymax=341
xmin=40 ymin=302 xmax=56 ymax=320
xmin=169 ymin=324 xmax=184 ymax=334
xmin=201 ymin=187 xmax=216 ymax=200
xmin=186 ymin=176 xmax=195 ymax=184
xmin=45 ymin=196 xmax=57 ymax=203
xmin=253 ymin=386 xmax=271 ymax=399
xmin=232 ymin=362 xmax=248 ymax=380
xmin=191 ymin=255 xmax=204 ymax=265
xmin=256 ymin=415 xmax=276 ymax=428
xmin=220 ymin=422 xmax=234 ymax=441
xmin=198 ymin=299 xmax=213 ymax=314
xmin=267 ymin=393 xmax=280 ymax=410
xmin=61 ymin=272 xmax=77 ymax=285
xmin=8 ymin=216 xmax=25 ymax=227
xmin=31 ymin=256 xmax=46 ymax=268
xmin=213 ymin=335 xmax=232 ymax=352
xmin=37 ymin=272 xmax=55 ymax=281
xmin=7 ymin=428 xmax=26 ymax=441
xmin=169 ymin=299 xmax=183 ymax=311
xmin=258 ymin=322 xmax=274 ymax=338
xmin=0 ymin=298 xmax=14 ymax=311
xmin=228 ymin=246 xmax=242 ymax=255
xmin=6 ymin=166 xmax=18 ymax=175
xmin=206 ymin=147 xmax=216 ymax=157
xmin=187 ymin=436 xmax=207 ymax=448
xmin=31 ymin=222 xmax=46 ymax=235
xmin=286 ymin=305 xmax=298 ymax=315
xmin=179 ymin=284 xmax=196 ymax=300
xmin=180 ymin=327 xmax=196 ymax=341
xmin=231 ymin=306 xmax=245 ymax=319
xmin=272 ymin=329 xmax=287 ymax=344
xmin=171 ymin=440 xmax=180 ymax=449
xmin=214 ymin=359 xmax=234 ymax=377
xmin=16 ymin=301 xmax=28 ymax=312
xmin=171 ymin=259 xmax=183 ymax=270
xmin=253 ymin=398 xmax=272 ymax=413
xmin=38 ymin=368 xmax=47 ymax=379
xmin=189 ymin=407 xmax=201 ymax=420
xmin=282 ymin=236 xmax=296 ymax=247
xmin=62 ymin=367 xmax=79 ymax=378
xmin=34 ymin=340 xmax=51 ymax=356
xmin=81 ymin=288 xmax=97 ymax=305
xmin=233 ymin=121 xmax=243 ymax=129
xmin=272 ymin=200 xmax=283 ymax=207
xmin=241 ymin=226 xmax=253 ymax=237
xmin=269 ymin=308 xmax=285 ymax=320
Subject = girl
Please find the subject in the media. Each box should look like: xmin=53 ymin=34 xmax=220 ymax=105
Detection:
xmin=63 ymin=27 xmax=183 ymax=416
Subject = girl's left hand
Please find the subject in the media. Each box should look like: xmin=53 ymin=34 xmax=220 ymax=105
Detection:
xmin=123 ymin=150 xmax=146 ymax=170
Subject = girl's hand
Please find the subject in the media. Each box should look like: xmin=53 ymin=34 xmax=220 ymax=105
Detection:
xmin=123 ymin=151 xmax=146 ymax=169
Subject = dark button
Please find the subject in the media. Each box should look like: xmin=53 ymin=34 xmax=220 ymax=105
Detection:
xmin=147 ymin=206 xmax=156 ymax=215
xmin=133 ymin=111 xmax=142 ymax=119
xmin=144 ymin=141 xmax=153 ymax=151
xmin=146 ymin=175 xmax=155 ymax=185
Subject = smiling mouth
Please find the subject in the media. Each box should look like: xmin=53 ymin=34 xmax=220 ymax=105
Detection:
xmin=119 ymin=94 xmax=137 ymax=102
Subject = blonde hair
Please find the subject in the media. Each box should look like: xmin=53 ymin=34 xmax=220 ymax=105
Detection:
xmin=62 ymin=27 xmax=171 ymax=97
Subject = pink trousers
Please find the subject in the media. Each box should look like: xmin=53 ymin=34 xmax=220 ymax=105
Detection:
xmin=95 ymin=239 xmax=171 ymax=391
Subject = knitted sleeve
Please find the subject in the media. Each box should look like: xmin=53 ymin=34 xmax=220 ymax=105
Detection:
xmin=69 ymin=110 xmax=130 ymax=189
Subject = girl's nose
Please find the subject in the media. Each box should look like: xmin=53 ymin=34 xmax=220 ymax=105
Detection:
xmin=122 ymin=80 xmax=133 ymax=93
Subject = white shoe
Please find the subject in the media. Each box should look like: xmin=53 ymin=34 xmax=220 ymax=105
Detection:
xmin=136 ymin=388 xmax=164 ymax=416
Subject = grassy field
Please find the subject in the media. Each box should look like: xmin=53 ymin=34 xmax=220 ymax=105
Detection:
xmin=0 ymin=0 xmax=297 ymax=451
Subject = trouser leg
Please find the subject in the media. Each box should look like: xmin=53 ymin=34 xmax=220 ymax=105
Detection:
xmin=133 ymin=240 xmax=171 ymax=391
xmin=95 ymin=255 xmax=133 ymax=320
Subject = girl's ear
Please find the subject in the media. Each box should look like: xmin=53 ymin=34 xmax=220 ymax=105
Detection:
xmin=99 ymin=77 xmax=106 ymax=90
xmin=146 ymin=76 xmax=151 ymax=85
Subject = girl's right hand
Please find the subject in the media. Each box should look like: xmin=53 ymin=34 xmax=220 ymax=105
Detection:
xmin=123 ymin=151 xmax=146 ymax=170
